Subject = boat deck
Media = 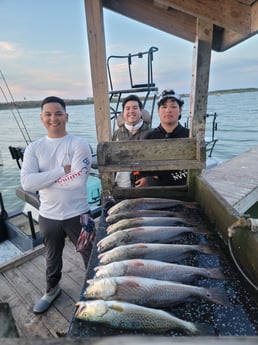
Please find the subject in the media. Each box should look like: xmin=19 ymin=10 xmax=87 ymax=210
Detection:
xmin=0 ymin=238 xmax=85 ymax=338
xmin=201 ymin=145 xmax=258 ymax=214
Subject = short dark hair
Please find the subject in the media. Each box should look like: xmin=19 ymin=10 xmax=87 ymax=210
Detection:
xmin=122 ymin=94 xmax=143 ymax=110
xmin=41 ymin=96 xmax=66 ymax=111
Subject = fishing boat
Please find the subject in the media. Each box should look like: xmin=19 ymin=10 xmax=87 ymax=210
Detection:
xmin=1 ymin=0 xmax=258 ymax=343
xmin=68 ymin=0 xmax=258 ymax=342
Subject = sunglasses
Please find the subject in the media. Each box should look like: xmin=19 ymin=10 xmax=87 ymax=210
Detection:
xmin=161 ymin=89 xmax=181 ymax=100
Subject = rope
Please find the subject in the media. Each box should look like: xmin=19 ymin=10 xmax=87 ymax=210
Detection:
xmin=0 ymin=70 xmax=32 ymax=144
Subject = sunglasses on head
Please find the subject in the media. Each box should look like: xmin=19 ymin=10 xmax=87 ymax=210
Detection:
xmin=161 ymin=89 xmax=175 ymax=97
xmin=160 ymin=90 xmax=182 ymax=101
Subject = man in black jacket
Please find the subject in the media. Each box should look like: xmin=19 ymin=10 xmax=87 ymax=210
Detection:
xmin=135 ymin=89 xmax=189 ymax=187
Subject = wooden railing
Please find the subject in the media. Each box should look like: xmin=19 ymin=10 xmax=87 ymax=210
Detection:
xmin=97 ymin=138 xmax=206 ymax=199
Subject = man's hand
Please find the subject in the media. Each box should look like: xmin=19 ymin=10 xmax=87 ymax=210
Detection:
xmin=64 ymin=165 xmax=71 ymax=174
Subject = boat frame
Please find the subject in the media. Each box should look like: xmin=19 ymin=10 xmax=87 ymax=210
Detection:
xmin=84 ymin=0 xmax=258 ymax=305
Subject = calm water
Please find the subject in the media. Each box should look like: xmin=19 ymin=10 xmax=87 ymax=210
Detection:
xmin=0 ymin=91 xmax=258 ymax=213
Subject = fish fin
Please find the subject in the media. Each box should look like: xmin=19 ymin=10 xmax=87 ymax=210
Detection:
xmin=115 ymin=278 xmax=141 ymax=299
xmin=193 ymin=323 xmax=215 ymax=336
xmin=109 ymin=302 xmax=124 ymax=312
xmin=193 ymin=227 xmax=210 ymax=234
xmin=172 ymin=212 xmax=186 ymax=218
xmin=86 ymin=279 xmax=94 ymax=285
xmin=130 ymin=260 xmax=145 ymax=267
xmin=123 ymin=279 xmax=141 ymax=288
xmin=205 ymin=267 xmax=226 ymax=280
xmin=205 ymin=287 xmax=229 ymax=306
xmin=198 ymin=244 xmax=218 ymax=256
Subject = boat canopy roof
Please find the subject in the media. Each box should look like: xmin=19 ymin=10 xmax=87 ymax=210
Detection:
xmin=103 ymin=0 xmax=258 ymax=51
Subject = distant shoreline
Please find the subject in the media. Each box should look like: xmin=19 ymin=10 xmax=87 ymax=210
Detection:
xmin=0 ymin=87 xmax=257 ymax=110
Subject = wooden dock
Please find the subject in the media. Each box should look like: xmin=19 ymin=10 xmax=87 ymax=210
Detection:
xmin=201 ymin=145 xmax=258 ymax=214
xmin=0 ymin=239 xmax=86 ymax=338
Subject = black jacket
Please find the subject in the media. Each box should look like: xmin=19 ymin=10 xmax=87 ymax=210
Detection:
xmin=138 ymin=123 xmax=189 ymax=186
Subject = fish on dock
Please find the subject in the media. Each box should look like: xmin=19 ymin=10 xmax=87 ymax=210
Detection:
xmin=94 ymin=259 xmax=225 ymax=283
xmin=106 ymin=216 xmax=196 ymax=234
xmin=107 ymin=197 xmax=198 ymax=215
xmin=98 ymin=243 xmax=215 ymax=265
xmin=75 ymin=299 xmax=210 ymax=335
xmin=105 ymin=209 xmax=185 ymax=224
xmin=84 ymin=276 xmax=228 ymax=307
xmin=97 ymin=226 xmax=206 ymax=253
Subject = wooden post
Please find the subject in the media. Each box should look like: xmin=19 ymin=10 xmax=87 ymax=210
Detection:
xmin=83 ymin=0 xmax=111 ymax=143
xmin=84 ymin=0 xmax=113 ymax=197
xmin=188 ymin=18 xmax=213 ymax=197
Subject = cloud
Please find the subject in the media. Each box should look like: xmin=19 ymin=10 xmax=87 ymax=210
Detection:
xmin=0 ymin=41 xmax=15 ymax=51
xmin=0 ymin=41 xmax=16 ymax=58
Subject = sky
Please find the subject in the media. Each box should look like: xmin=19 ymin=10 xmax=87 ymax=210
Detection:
xmin=0 ymin=0 xmax=258 ymax=101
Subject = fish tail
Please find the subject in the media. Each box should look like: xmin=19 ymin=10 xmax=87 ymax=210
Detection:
xmin=193 ymin=323 xmax=215 ymax=336
xmin=184 ymin=201 xmax=199 ymax=209
xmin=198 ymin=244 xmax=218 ymax=256
xmin=205 ymin=267 xmax=226 ymax=280
xmin=205 ymin=287 xmax=229 ymax=306
xmin=194 ymin=227 xmax=210 ymax=234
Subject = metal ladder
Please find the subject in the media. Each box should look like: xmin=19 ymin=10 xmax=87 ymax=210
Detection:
xmin=107 ymin=46 xmax=159 ymax=132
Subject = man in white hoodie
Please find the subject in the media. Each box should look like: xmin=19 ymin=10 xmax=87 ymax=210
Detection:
xmin=21 ymin=96 xmax=93 ymax=313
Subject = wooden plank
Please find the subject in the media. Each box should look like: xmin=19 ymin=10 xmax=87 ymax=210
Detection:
xmin=155 ymin=0 xmax=251 ymax=34
xmin=24 ymin=240 xmax=86 ymax=320
xmin=103 ymin=0 xmax=257 ymax=51
xmin=201 ymin=145 xmax=258 ymax=214
xmin=0 ymin=272 xmax=51 ymax=338
xmin=0 ymin=245 xmax=45 ymax=273
xmin=0 ymin=239 xmax=86 ymax=338
xmin=103 ymin=0 xmax=196 ymax=43
xmin=97 ymin=139 xmax=205 ymax=172
xmin=16 ymin=259 xmax=75 ymax=322
xmin=3 ymin=265 xmax=69 ymax=337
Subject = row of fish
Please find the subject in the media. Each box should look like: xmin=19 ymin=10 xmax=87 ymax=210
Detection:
xmin=75 ymin=197 xmax=227 ymax=335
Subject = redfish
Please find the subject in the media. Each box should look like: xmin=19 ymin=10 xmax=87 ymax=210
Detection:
xmin=106 ymin=216 xmax=195 ymax=234
xmin=94 ymin=259 xmax=225 ymax=283
xmin=107 ymin=197 xmax=198 ymax=215
xmin=84 ymin=276 xmax=228 ymax=306
xmin=98 ymin=243 xmax=215 ymax=265
xmin=97 ymin=226 xmax=205 ymax=253
xmin=105 ymin=209 xmax=185 ymax=224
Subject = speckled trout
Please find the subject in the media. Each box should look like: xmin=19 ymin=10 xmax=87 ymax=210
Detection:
xmin=98 ymin=243 xmax=215 ymax=265
xmin=75 ymin=300 xmax=209 ymax=335
xmin=84 ymin=276 xmax=228 ymax=306
xmin=94 ymin=259 xmax=225 ymax=283
xmin=106 ymin=217 xmax=195 ymax=234
xmin=105 ymin=209 xmax=185 ymax=224
xmin=107 ymin=197 xmax=198 ymax=215
xmin=97 ymin=226 xmax=206 ymax=253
